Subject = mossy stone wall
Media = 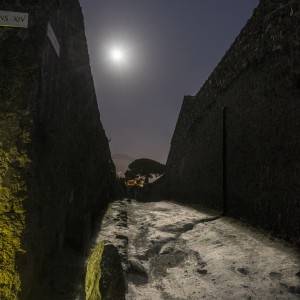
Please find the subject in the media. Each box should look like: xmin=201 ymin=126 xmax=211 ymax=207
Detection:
xmin=0 ymin=1 xmax=116 ymax=299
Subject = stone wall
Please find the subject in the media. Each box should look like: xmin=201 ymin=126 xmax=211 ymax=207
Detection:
xmin=0 ymin=1 xmax=116 ymax=299
xmin=164 ymin=0 xmax=300 ymax=243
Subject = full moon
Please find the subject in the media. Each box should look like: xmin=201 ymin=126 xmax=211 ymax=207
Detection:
xmin=104 ymin=41 xmax=137 ymax=71
xmin=109 ymin=47 xmax=125 ymax=64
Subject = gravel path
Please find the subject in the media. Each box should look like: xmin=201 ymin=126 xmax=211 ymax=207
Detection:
xmin=98 ymin=200 xmax=300 ymax=300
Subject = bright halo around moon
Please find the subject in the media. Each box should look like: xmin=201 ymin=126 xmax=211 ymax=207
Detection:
xmin=103 ymin=41 xmax=138 ymax=72
xmin=110 ymin=48 xmax=124 ymax=63
xmin=109 ymin=47 xmax=126 ymax=65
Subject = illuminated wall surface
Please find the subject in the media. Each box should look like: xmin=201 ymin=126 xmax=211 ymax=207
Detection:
xmin=164 ymin=0 xmax=300 ymax=243
xmin=0 ymin=1 xmax=115 ymax=299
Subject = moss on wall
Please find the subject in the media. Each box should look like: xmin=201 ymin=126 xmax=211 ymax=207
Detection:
xmin=85 ymin=241 xmax=104 ymax=300
xmin=0 ymin=112 xmax=31 ymax=300
xmin=0 ymin=26 xmax=36 ymax=299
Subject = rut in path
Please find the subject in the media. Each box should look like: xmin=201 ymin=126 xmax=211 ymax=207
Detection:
xmin=98 ymin=199 xmax=300 ymax=300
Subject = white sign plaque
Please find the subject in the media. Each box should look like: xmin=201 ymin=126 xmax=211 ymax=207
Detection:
xmin=0 ymin=10 xmax=29 ymax=28
xmin=47 ymin=22 xmax=60 ymax=57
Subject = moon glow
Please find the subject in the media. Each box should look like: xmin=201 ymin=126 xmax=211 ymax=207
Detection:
xmin=109 ymin=47 xmax=126 ymax=64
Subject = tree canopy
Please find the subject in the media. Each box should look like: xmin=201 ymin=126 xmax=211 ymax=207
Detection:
xmin=125 ymin=158 xmax=165 ymax=179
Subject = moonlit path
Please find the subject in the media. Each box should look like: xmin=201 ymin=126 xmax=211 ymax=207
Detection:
xmin=98 ymin=200 xmax=300 ymax=300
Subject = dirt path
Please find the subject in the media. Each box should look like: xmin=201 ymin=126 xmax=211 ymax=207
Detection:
xmin=98 ymin=200 xmax=300 ymax=300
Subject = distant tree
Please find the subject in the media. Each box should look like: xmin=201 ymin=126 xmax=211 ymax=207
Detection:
xmin=124 ymin=169 xmax=136 ymax=180
xmin=126 ymin=158 xmax=165 ymax=183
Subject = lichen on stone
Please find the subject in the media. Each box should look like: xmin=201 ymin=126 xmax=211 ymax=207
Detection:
xmin=0 ymin=111 xmax=31 ymax=300
xmin=85 ymin=241 xmax=104 ymax=300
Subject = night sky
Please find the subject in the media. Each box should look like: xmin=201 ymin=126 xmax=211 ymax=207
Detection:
xmin=79 ymin=0 xmax=259 ymax=163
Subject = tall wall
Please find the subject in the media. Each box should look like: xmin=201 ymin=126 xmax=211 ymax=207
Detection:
xmin=0 ymin=1 xmax=116 ymax=299
xmin=164 ymin=0 xmax=300 ymax=243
